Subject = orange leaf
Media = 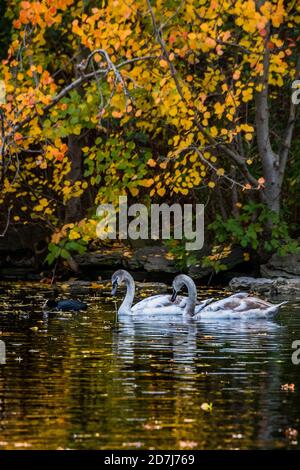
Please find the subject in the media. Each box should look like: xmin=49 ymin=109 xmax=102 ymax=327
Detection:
xmin=147 ymin=159 xmax=156 ymax=167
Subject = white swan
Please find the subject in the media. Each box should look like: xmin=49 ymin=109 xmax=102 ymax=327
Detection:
xmin=171 ymin=286 xmax=287 ymax=319
xmin=111 ymin=270 xmax=213 ymax=316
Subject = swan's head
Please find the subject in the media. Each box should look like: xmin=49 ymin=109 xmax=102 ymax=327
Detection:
xmin=111 ymin=269 xmax=128 ymax=296
xmin=171 ymin=274 xmax=189 ymax=301
xmin=171 ymin=274 xmax=197 ymax=303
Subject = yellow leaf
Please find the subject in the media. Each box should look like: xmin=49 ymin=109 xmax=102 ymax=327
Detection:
xmin=241 ymin=124 xmax=254 ymax=133
xmin=69 ymin=230 xmax=81 ymax=240
xmin=147 ymin=159 xmax=156 ymax=167
xmin=139 ymin=179 xmax=154 ymax=187
xmin=242 ymin=89 xmax=253 ymax=102
xmin=188 ymin=32 xmax=197 ymax=40
xmin=173 ymin=135 xmax=180 ymax=146
xmin=73 ymin=125 xmax=82 ymax=135
xmin=201 ymin=402 xmax=212 ymax=412
xmin=157 ymin=187 xmax=166 ymax=197
xmin=159 ymin=59 xmax=168 ymax=68
xmin=129 ymin=187 xmax=139 ymax=196
xmin=210 ymin=127 xmax=218 ymax=137
xmin=39 ymin=198 xmax=48 ymax=207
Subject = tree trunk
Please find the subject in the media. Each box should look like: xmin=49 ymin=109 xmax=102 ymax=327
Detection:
xmin=254 ymin=14 xmax=281 ymax=215
xmin=254 ymin=2 xmax=299 ymax=215
xmin=64 ymin=43 xmax=86 ymax=224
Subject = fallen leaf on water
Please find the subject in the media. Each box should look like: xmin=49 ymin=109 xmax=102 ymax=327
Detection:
xmin=122 ymin=442 xmax=143 ymax=448
xmin=201 ymin=402 xmax=213 ymax=412
xmin=30 ymin=326 xmax=39 ymax=331
xmin=284 ymin=428 xmax=298 ymax=441
xmin=179 ymin=440 xmax=198 ymax=449
xmin=143 ymin=421 xmax=162 ymax=430
xmin=281 ymin=383 xmax=295 ymax=392
xmin=60 ymin=284 xmax=69 ymax=291
xmin=14 ymin=442 xmax=32 ymax=448
xmin=90 ymin=283 xmax=103 ymax=289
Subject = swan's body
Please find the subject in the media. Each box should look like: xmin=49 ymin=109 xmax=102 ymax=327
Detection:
xmin=190 ymin=293 xmax=287 ymax=319
xmin=131 ymin=293 xmax=212 ymax=314
xmin=111 ymin=270 xmax=213 ymax=317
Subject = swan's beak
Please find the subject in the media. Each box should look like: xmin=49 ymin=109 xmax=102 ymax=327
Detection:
xmin=171 ymin=289 xmax=178 ymax=302
xmin=111 ymin=282 xmax=118 ymax=296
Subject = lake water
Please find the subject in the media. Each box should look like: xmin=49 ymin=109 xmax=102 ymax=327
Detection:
xmin=0 ymin=282 xmax=299 ymax=450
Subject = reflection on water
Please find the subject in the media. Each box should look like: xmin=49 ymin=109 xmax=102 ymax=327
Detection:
xmin=0 ymin=282 xmax=299 ymax=449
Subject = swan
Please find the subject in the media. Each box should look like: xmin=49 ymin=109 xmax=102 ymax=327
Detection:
xmin=171 ymin=287 xmax=287 ymax=319
xmin=111 ymin=270 xmax=213 ymax=316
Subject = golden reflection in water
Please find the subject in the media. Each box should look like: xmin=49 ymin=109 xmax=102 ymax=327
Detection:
xmin=0 ymin=281 xmax=299 ymax=450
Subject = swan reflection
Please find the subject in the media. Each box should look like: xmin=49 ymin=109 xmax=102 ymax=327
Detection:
xmin=112 ymin=315 xmax=282 ymax=370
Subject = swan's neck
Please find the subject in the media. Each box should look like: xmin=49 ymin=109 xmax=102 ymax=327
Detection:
xmin=119 ymin=274 xmax=135 ymax=315
xmin=184 ymin=278 xmax=197 ymax=317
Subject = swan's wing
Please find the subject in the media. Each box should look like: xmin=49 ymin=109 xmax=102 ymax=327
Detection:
xmin=243 ymin=296 xmax=274 ymax=308
xmin=194 ymin=294 xmax=247 ymax=313
xmin=133 ymin=294 xmax=215 ymax=313
xmin=132 ymin=294 xmax=197 ymax=313
xmin=132 ymin=294 xmax=188 ymax=311
xmin=193 ymin=295 xmax=287 ymax=319
xmin=194 ymin=297 xmax=215 ymax=314
xmin=229 ymin=297 xmax=274 ymax=312
xmin=202 ymin=296 xmax=239 ymax=311
xmin=133 ymin=304 xmax=187 ymax=317
xmin=229 ymin=292 xmax=249 ymax=299
xmin=132 ymin=294 xmax=169 ymax=311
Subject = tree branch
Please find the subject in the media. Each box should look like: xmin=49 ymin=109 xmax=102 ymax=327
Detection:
xmin=146 ymin=0 xmax=259 ymax=188
xmin=0 ymin=207 xmax=11 ymax=237
xmin=4 ymin=52 xmax=154 ymax=142
xmin=146 ymin=0 xmax=185 ymax=101
xmin=279 ymin=54 xmax=300 ymax=184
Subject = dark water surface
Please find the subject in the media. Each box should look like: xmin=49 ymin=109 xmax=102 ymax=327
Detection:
xmin=0 ymin=282 xmax=299 ymax=450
